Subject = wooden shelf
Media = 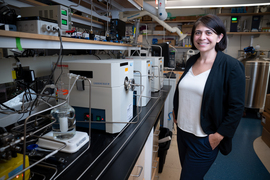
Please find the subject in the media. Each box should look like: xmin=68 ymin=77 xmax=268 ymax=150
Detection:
xmin=141 ymin=20 xmax=196 ymax=24
xmin=142 ymin=32 xmax=270 ymax=36
xmin=217 ymin=12 xmax=270 ymax=16
xmin=175 ymin=47 xmax=192 ymax=49
xmin=142 ymin=34 xmax=191 ymax=36
xmin=0 ymin=30 xmax=139 ymax=51
xmin=114 ymin=0 xmax=142 ymax=10
xmin=72 ymin=14 xmax=104 ymax=25
xmin=227 ymin=32 xmax=270 ymax=35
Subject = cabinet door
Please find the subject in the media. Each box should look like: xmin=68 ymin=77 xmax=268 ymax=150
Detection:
xmin=128 ymin=146 xmax=145 ymax=180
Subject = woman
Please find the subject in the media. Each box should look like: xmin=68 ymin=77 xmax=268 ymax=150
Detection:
xmin=173 ymin=14 xmax=245 ymax=180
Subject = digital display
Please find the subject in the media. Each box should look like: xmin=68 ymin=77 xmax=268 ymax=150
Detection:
xmin=232 ymin=17 xmax=238 ymax=21
xmin=61 ymin=10 xmax=67 ymax=16
xmin=62 ymin=19 xmax=67 ymax=25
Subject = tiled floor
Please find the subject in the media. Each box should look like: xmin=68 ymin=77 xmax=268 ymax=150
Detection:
xmin=158 ymin=115 xmax=270 ymax=180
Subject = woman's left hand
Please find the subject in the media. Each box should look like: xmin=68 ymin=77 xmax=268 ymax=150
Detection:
xmin=209 ymin=132 xmax=224 ymax=150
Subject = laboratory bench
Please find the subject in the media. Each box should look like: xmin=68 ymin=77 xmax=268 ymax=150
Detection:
xmin=25 ymin=85 xmax=171 ymax=180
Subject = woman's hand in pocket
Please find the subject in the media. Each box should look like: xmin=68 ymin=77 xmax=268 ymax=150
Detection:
xmin=209 ymin=132 xmax=224 ymax=150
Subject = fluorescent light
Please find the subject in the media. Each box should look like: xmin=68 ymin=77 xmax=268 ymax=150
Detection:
xmin=165 ymin=3 xmax=270 ymax=9
xmin=146 ymin=0 xmax=270 ymax=9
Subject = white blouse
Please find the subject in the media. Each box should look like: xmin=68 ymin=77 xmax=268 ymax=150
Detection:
xmin=177 ymin=67 xmax=211 ymax=137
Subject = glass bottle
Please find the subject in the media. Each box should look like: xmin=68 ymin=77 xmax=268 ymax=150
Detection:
xmin=51 ymin=80 xmax=76 ymax=140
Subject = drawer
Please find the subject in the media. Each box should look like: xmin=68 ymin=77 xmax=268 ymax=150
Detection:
xmin=128 ymin=145 xmax=146 ymax=180
xmin=129 ymin=165 xmax=144 ymax=180
xmin=151 ymin=157 xmax=159 ymax=180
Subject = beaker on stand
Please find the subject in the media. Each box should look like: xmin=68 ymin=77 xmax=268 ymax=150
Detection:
xmin=51 ymin=80 xmax=76 ymax=140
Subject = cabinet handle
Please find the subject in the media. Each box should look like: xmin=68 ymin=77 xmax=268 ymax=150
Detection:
xmin=154 ymin=130 xmax=160 ymax=136
xmin=153 ymin=145 xmax=159 ymax=153
xmin=130 ymin=165 xmax=143 ymax=177
xmin=152 ymin=160 xmax=158 ymax=168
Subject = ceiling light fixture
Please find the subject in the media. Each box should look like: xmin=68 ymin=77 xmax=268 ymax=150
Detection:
xmin=146 ymin=0 xmax=270 ymax=9
xmin=165 ymin=3 xmax=270 ymax=9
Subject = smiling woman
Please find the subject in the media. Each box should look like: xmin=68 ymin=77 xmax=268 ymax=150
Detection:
xmin=190 ymin=16 xmax=225 ymax=75
xmin=191 ymin=14 xmax=227 ymax=52
xmin=173 ymin=14 xmax=246 ymax=180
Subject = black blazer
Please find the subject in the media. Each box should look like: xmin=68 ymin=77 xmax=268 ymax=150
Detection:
xmin=173 ymin=51 xmax=245 ymax=155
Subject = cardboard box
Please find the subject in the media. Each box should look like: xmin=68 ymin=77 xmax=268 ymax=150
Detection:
xmin=155 ymin=25 xmax=164 ymax=31
xmin=262 ymin=27 xmax=270 ymax=32
xmin=165 ymin=30 xmax=178 ymax=35
xmin=181 ymin=25 xmax=193 ymax=35
xmin=264 ymin=94 xmax=270 ymax=114
xmin=262 ymin=111 xmax=270 ymax=132
xmin=175 ymin=16 xmax=201 ymax=21
xmin=262 ymin=127 xmax=270 ymax=148
xmin=157 ymin=39 xmax=164 ymax=44
xmin=157 ymin=39 xmax=175 ymax=46
xmin=167 ymin=39 xmax=175 ymax=46
xmin=142 ymin=15 xmax=152 ymax=21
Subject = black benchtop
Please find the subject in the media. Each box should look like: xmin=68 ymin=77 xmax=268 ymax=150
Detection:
xmin=53 ymin=85 xmax=171 ymax=180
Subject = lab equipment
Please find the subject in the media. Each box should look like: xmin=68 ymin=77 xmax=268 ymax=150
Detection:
xmin=17 ymin=16 xmax=59 ymax=36
xmin=251 ymin=15 xmax=261 ymax=32
xmin=128 ymin=56 xmax=164 ymax=92
xmin=230 ymin=16 xmax=239 ymax=32
xmin=245 ymin=60 xmax=270 ymax=112
xmin=186 ymin=49 xmax=196 ymax=62
xmin=20 ymin=5 xmax=71 ymax=30
xmin=0 ymin=153 xmax=30 ymax=180
xmin=110 ymin=19 xmax=126 ymax=41
xmin=50 ymin=80 xmax=76 ymax=140
xmin=126 ymin=58 xmax=152 ymax=106
xmin=54 ymin=60 xmax=134 ymax=134
xmin=150 ymin=57 xmax=164 ymax=92
xmin=152 ymin=43 xmax=171 ymax=68
xmin=37 ymin=131 xmax=89 ymax=153
xmin=169 ymin=51 xmax=176 ymax=68
xmin=38 ymin=74 xmax=90 ymax=153
xmin=121 ymin=10 xmax=186 ymax=41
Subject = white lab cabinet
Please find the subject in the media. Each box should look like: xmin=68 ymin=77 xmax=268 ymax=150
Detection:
xmin=163 ymin=74 xmax=180 ymax=131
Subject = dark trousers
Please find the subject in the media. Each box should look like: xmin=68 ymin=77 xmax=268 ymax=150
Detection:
xmin=177 ymin=127 xmax=219 ymax=180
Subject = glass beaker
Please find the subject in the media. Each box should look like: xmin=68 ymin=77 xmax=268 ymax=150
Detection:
xmin=51 ymin=80 xmax=76 ymax=140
